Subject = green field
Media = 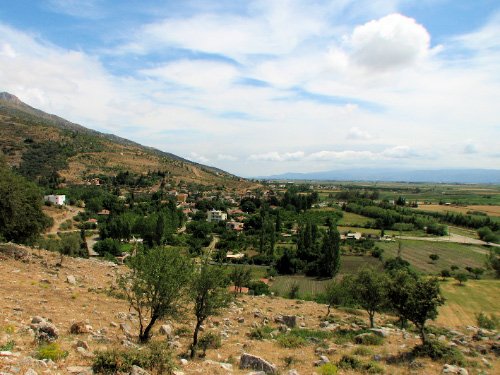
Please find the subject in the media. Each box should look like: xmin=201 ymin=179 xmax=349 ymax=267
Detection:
xmin=437 ymin=279 xmax=500 ymax=327
xmin=338 ymin=212 xmax=373 ymax=226
xmin=377 ymin=239 xmax=488 ymax=274
xmin=269 ymin=255 xmax=382 ymax=298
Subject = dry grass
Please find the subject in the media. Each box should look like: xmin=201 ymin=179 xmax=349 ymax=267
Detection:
xmin=416 ymin=204 xmax=500 ymax=217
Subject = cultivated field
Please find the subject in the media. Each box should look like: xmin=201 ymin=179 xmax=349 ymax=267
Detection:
xmin=377 ymin=239 xmax=488 ymax=274
xmin=437 ymin=279 xmax=500 ymax=327
xmin=416 ymin=204 xmax=500 ymax=217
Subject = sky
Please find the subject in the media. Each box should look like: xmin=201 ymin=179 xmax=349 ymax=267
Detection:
xmin=0 ymin=0 xmax=499 ymax=177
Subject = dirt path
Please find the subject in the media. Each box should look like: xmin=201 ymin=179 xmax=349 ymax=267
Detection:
xmin=44 ymin=205 xmax=84 ymax=234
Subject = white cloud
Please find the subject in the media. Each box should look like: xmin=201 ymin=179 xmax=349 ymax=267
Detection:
xmin=0 ymin=43 xmax=16 ymax=58
xmin=349 ymin=13 xmax=430 ymax=71
xmin=463 ymin=142 xmax=478 ymax=155
xmin=217 ymin=154 xmax=238 ymax=161
xmin=381 ymin=145 xmax=419 ymax=158
xmin=189 ymin=152 xmax=210 ymax=164
xmin=347 ymin=127 xmax=372 ymax=140
xmin=248 ymin=151 xmax=305 ymax=162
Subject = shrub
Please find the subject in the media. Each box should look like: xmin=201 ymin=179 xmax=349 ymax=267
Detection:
xmin=249 ymin=325 xmax=273 ymax=340
xmin=277 ymin=334 xmax=306 ymax=348
xmin=288 ymin=282 xmax=300 ymax=299
xmin=198 ymin=332 xmax=221 ymax=356
xmin=352 ymin=346 xmax=374 ymax=356
xmin=249 ymin=280 xmax=271 ymax=295
xmin=476 ymin=312 xmax=498 ymax=330
xmin=287 ymin=328 xmax=333 ymax=342
xmin=412 ymin=340 xmax=466 ymax=366
xmin=36 ymin=343 xmax=68 ymax=361
xmin=337 ymin=355 xmax=362 ymax=370
xmin=0 ymin=340 xmax=15 ymax=351
xmin=92 ymin=343 xmax=174 ymax=374
xmin=363 ymin=361 xmax=385 ymax=374
xmin=319 ymin=363 xmax=338 ymax=375
xmin=354 ymin=333 xmax=384 ymax=346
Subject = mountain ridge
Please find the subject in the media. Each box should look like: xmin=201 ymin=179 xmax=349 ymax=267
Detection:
xmin=260 ymin=168 xmax=500 ymax=184
xmin=0 ymin=92 xmax=250 ymax=189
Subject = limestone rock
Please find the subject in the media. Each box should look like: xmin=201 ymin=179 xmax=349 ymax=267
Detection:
xmin=240 ymin=353 xmax=277 ymax=374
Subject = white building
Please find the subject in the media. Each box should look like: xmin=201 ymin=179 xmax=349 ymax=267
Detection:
xmin=44 ymin=194 xmax=66 ymax=206
xmin=207 ymin=209 xmax=227 ymax=222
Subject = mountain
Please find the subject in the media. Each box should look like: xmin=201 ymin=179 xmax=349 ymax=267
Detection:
xmin=261 ymin=168 xmax=500 ymax=184
xmin=0 ymin=92 xmax=250 ymax=189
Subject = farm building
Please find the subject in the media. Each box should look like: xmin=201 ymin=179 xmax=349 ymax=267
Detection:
xmin=44 ymin=194 xmax=66 ymax=206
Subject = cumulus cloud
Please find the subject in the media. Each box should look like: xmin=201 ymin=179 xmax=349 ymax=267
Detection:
xmin=349 ymin=13 xmax=430 ymax=71
xmin=463 ymin=142 xmax=479 ymax=154
xmin=381 ymin=145 xmax=419 ymax=158
xmin=248 ymin=151 xmax=305 ymax=162
xmin=189 ymin=152 xmax=210 ymax=164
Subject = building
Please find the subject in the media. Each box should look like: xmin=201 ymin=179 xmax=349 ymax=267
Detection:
xmin=44 ymin=194 xmax=66 ymax=206
xmin=207 ymin=209 xmax=227 ymax=222
xmin=226 ymin=220 xmax=244 ymax=231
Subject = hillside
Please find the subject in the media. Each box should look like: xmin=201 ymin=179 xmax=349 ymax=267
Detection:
xmin=0 ymin=92 xmax=252 ymax=190
xmin=1 ymin=244 xmax=498 ymax=375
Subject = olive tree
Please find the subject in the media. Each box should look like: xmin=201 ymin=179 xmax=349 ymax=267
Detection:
xmin=119 ymin=247 xmax=193 ymax=342
xmin=190 ymin=260 xmax=230 ymax=358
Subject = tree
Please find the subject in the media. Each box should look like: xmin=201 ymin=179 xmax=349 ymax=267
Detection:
xmin=454 ymin=272 xmax=468 ymax=286
xmin=230 ymin=267 xmax=251 ymax=293
xmin=440 ymin=269 xmax=451 ymax=280
xmin=387 ymin=269 xmax=419 ymax=329
xmin=119 ymin=247 xmax=193 ymax=342
xmin=317 ymin=222 xmax=341 ymax=278
xmin=324 ymin=280 xmax=346 ymax=317
xmin=346 ymin=267 xmax=389 ymax=328
xmin=190 ymin=261 xmax=230 ymax=358
xmin=0 ymin=159 xmax=52 ymax=243
xmin=401 ymin=277 xmax=445 ymax=344
xmin=429 ymin=254 xmax=439 ymax=264
xmin=470 ymin=267 xmax=484 ymax=280
xmin=58 ymin=233 xmax=83 ymax=264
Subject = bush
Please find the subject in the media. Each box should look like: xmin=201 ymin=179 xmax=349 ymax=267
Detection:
xmin=92 ymin=343 xmax=174 ymax=374
xmin=412 ymin=340 xmax=466 ymax=366
xmin=476 ymin=312 xmax=498 ymax=330
xmin=288 ymin=282 xmax=300 ymax=299
xmin=93 ymin=238 xmax=122 ymax=257
xmin=277 ymin=334 xmax=306 ymax=348
xmin=36 ymin=343 xmax=68 ymax=361
xmin=319 ymin=363 xmax=338 ymax=375
xmin=352 ymin=346 xmax=374 ymax=356
xmin=354 ymin=333 xmax=384 ymax=346
xmin=249 ymin=325 xmax=273 ymax=340
xmin=337 ymin=355 xmax=362 ymax=370
xmin=249 ymin=281 xmax=271 ymax=296
xmin=0 ymin=340 xmax=15 ymax=351
xmin=198 ymin=332 xmax=221 ymax=356
xmin=363 ymin=361 xmax=385 ymax=374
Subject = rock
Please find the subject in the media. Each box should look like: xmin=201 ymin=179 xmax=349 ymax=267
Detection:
xmin=282 ymin=315 xmax=296 ymax=328
xmin=180 ymin=358 xmax=188 ymax=365
xmin=66 ymin=275 xmax=77 ymax=285
xmin=442 ymin=364 xmax=468 ymax=374
xmin=373 ymin=355 xmax=382 ymax=361
xmin=314 ymin=356 xmax=330 ymax=366
xmin=70 ymin=322 xmax=89 ymax=334
xmin=205 ymin=360 xmax=233 ymax=371
xmin=109 ymin=322 xmax=118 ymax=328
xmin=30 ymin=318 xmax=58 ymax=342
xmin=24 ymin=369 xmax=37 ymax=375
xmin=159 ymin=324 xmax=172 ymax=337
xmin=370 ymin=328 xmax=390 ymax=337
xmin=130 ymin=365 xmax=150 ymax=375
xmin=240 ymin=353 xmax=277 ymax=374
xmin=76 ymin=346 xmax=94 ymax=358
xmin=0 ymin=351 xmax=20 ymax=357
xmin=172 ymin=372 xmax=185 ymax=375
xmin=438 ymin=335 xmax=447 ymax=342
xmin=120 ymin=322 xmax=132 ymax=336
xmin=66 ymin=366 xmax=93 ymax=374
xmin=287 ymin=370 xmax=299 ymax=375
xmin=167 ymin=340 xmax=182 ymax=349
xmin=238 ymin=317 xmax=245 ymax=323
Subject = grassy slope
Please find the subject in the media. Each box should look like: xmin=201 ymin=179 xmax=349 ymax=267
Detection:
xmin=437 ymin=279 xmax=500 ymax=327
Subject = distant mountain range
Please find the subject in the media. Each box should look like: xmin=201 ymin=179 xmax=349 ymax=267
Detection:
xmin=260 ymin=168 xmax=500 ymax=184
xmin=0 ymin=92 xmax=250 ymax=188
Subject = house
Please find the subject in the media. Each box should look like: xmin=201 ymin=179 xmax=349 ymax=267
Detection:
xmin=97 ymin=209 xmax=110 ymax=216
xmin=207 ymin=209 xmax=227 ymax=222
xmin=44 ymin=194 xmax=66 ymax=206
xmin=226 ymin=220 xmax=244 ymax=231
xmin=226 ymin=252 xmax=245 ymax=259
xmin=346 ymin=232 xmax=362 ymax=240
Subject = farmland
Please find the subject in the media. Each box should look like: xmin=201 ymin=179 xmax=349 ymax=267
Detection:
xmin=377 ymin=239 xmax=488 ymax=274
xmin=437 ymin=279 xmax=500 ymax=327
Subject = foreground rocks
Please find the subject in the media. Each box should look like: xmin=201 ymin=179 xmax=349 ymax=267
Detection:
xmin=240 ymin=353 xmax=277 ymax=374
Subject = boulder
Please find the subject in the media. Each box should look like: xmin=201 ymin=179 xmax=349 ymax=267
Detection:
xmin=30 ymin=317 xmax=58 ymax=342
xmin=159 ymin=324 xmax=172 ymax=337
xmin=442 ymin=364 xmax=468 ymax=375
xmin=130 ymin=365 xmax=150 ymax=375
xmin=240 ymin=353 xmax=277 ymax=374
xmin=282 ymin=315 xmax=297 ymax=328
xmin=70 ymin=322 xmax=89 ymax=334
xmin=66 ymin=275 xmax=77 ymax=285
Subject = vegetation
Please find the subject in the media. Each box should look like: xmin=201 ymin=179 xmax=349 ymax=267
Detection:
xmin=475 ymin=312 xmax=498 ymax=330
xmin=119 ymin=247 xmax=193 ymax=342
xmin=36 ymin=342 xmax=68 ymax=361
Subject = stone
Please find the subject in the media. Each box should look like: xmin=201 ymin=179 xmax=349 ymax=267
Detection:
xmin=180 ymin=358 xmax=188 ymax=365
xmin=314 ymin=356 xmax=330 ymax=366
xmin=442 ymin=364 xmax=468 ymax=375
xmin=370 ymin=328 xmax=390 ymax=337
xmin=66 ymin=366 xmax=93 ymax=374
xmin=159 ymin=324 xmax=172 ymax=337
xmin=120 ymin=322 xmax=132 ymax=335
xmin=70 ymin=322 xmax=89 ymax=334
xmin=24 ymin=369 xmax=37 ymax=375
xmin=238 ymin=317 xmax=245 ymax=323
xmin=205 ymin=360 xmax=233 ymax=371
xmin=30 ymin=318 xmax=58 ymax=342
xmin=282 ymin=315 xmax=296 ymax=328
xmin=240 ymin=353 xmax=277 ymax=374
xmin=287 ymin=370 xmax=299 ymax=375
xmin=66 ymin=275 xmax=77 ymax=285
xmin=130 ymin=365 xmax=150 ymax=375
xmin=319 ymin=321 xmax=329 ymax=328
xmin=76 ymin=347 xmax=94 ymax=358
xmin=109 ymin=322 xmax=118 ymax=328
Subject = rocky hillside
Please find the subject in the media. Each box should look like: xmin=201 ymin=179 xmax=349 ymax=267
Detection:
xmin=0 ymin=92 xmax=251 ymax=190
xmin=0 ymin=244 xmax=498 ymax=375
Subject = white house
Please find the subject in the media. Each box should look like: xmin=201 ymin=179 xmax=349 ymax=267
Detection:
xmin=44 ymin=194 xmax=66 ymax=206
xmin=207 ymin=209 xmax=227 ymax=223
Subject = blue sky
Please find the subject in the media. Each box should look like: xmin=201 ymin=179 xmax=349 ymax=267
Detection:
xmin=1 ymin=0 xmax=499 ymax=176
